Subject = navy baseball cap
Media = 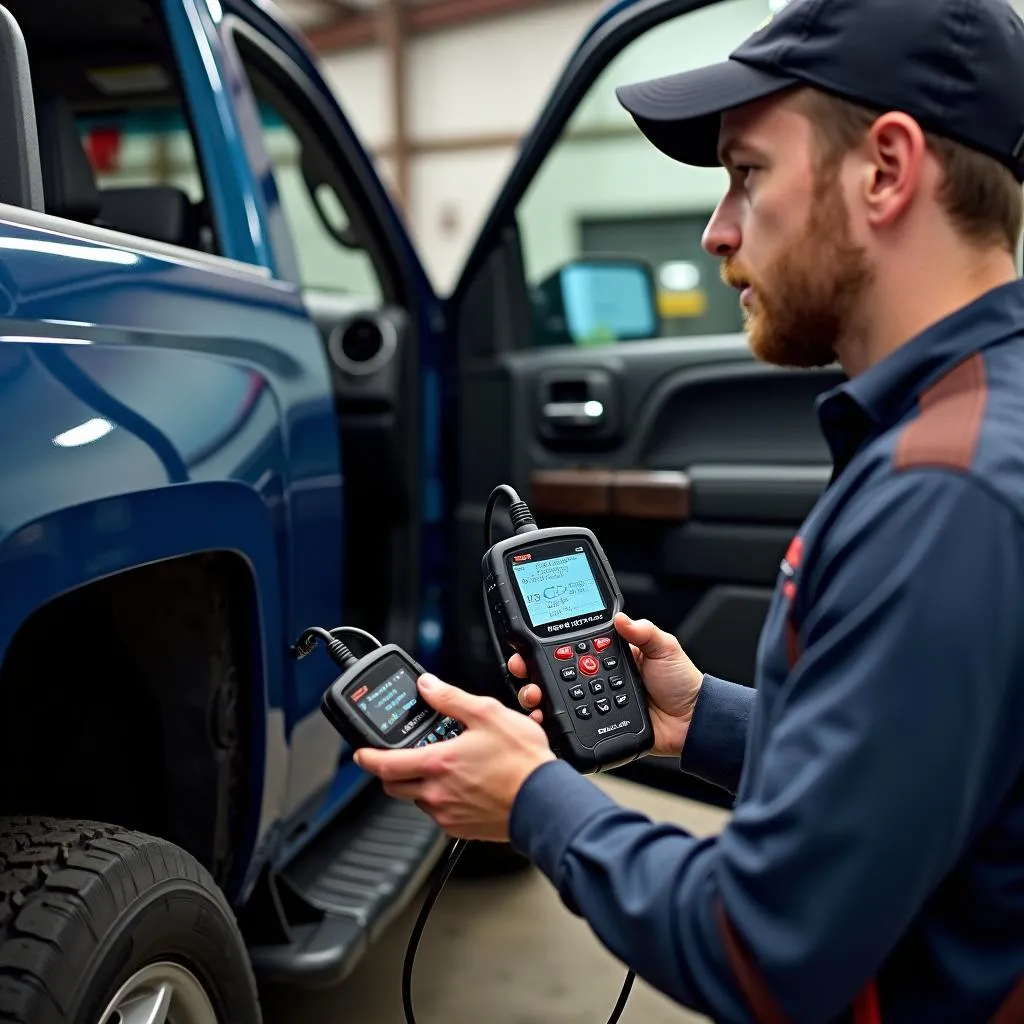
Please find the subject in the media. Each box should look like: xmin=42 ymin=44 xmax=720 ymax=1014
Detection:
xmin=616 ymin=0 xmax=1024 ymax=181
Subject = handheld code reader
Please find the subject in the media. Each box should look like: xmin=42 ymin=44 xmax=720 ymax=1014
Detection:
xmin=294 ymin=508 xmax=639 ymax=1024
xmin=319 ymin=642 xmax=463 ymax=751
xmin=291 ymin=627 xmax=463 ymax=752
xmin=482 ymin=484 xmax=654 ymax=774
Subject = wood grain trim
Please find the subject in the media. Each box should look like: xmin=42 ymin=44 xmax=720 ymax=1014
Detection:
xmin=530 ymin=469 xmax=690 ymax=520
xmin=612 ymin=470 xmax=691 ymax=520
xmin=530 ymin=470 xmax=614 ymax=516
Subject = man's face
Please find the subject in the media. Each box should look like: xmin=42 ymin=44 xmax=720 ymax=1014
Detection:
xmin=703 ymin=91 xmax=874 ymax=368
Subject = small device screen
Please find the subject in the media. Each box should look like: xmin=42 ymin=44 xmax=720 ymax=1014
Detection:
xmin=349 ymin=665 xmax=433 ymax=740
xmin=512 ymin=549 xmax=606 ymax=627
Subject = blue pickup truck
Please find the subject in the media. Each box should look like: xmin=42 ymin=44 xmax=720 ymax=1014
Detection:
xmin=0 ymin=0 xmax=837 ymax=1019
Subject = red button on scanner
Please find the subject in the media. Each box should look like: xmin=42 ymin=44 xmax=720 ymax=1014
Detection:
xmin=593 ymin=636 xmax=612 ymax=653
xmin=578 ymin=654 xmax=600 ymax=676
xmin=554 ymin=645 xmax=574 ymax=661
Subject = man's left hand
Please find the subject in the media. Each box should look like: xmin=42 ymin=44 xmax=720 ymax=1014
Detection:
xmin=353 ymin=674 xmax=556 ymax=842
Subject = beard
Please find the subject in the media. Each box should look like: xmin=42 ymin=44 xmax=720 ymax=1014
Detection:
xmin=722 ymin=163 xmax=874 ymax=369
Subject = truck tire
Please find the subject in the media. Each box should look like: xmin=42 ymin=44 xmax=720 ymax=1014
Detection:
xmin=0 ymin=817 xmax=261 ymax=1024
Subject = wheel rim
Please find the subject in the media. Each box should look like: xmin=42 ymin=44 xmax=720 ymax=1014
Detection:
xmin=98 ymin=961 xmax=220 ymax=1024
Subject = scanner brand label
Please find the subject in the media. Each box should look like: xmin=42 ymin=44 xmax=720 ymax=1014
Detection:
xmin=543 ymin=612 xmax=604 ymax=635
xmin=597 ymin=719 xmax=630 ymax=736
xmin=401 ymin=708 xmax=431 ymax=736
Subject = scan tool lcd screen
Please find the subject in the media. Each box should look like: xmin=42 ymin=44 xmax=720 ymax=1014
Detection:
xmin=349 ymin=665 xmax=432 ymax=739
xmin=512 ymin=550 xmax=606 ymax=627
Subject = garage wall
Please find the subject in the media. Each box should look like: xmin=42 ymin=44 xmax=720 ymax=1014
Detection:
xmin=316 ymin=0 xmax=778 ymax=291
xmin=316 ymin=0 xmax=1024 ymax=293
xmin=318 ymin=0 xmax=608 ymax=291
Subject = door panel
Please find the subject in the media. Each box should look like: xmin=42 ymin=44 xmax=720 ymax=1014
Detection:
xmin=452 ymin=335 xmax=839 ymax=704
xmin=305 ymin=292 xmax=422 ymax=649
xmin=688 ymin=465 xmax=832 ymax=523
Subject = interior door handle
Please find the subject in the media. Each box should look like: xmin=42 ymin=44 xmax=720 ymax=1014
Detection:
xmin=542 ymin=400 xmax=605 ymax=425
xmin=537 ymin=368 xmax=618 ymax=441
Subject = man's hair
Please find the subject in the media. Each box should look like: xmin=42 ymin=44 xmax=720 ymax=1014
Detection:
xmin=797 ymin=88 xmax=1024 ymax=254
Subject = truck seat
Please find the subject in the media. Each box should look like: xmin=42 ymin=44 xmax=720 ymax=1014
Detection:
xmin=98 ymin=186 xmax=202 ymax=249
xmin=35 ymin=94 xmax=101 ymax=225
xmin=35 ymin=93 xmax=203 ymax=249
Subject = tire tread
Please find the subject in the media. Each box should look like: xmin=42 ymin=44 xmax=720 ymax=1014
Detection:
xmin=0 ymin=816 xmax=257 ymax=1023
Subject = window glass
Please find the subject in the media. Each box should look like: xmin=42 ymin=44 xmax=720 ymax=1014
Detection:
xmin=7 ymin=0 xmax=219 ymax=252
xmin=516 ymin=0 xmax=771 ymax=346
xmin=77 ymin=107 xmax=217 ymax=252
xmin=235 ymin=48 xmax=384 ymax=303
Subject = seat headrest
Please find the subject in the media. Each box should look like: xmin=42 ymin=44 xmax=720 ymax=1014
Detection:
xmin=36 ymin=95 xmax=100 ymax=223
xmin=98 ymin=186 xmax=201 ymax=248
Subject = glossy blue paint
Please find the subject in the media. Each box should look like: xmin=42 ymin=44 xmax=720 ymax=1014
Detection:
xmin=161 ymin=0 xmax=278 ymax=272
xmin=0 ymin=212 xmax=345 ymax=899
xmin=275 ymin=756 xmax=372 ymax=870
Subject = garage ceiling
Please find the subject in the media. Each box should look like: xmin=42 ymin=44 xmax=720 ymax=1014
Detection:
xmin=274 ymin=0 xmax=444 ymax=31
xmin=273 ymin=0 xmax=567 ymax=51
xmin=277 ymin=0 xmax=1024 ymax=51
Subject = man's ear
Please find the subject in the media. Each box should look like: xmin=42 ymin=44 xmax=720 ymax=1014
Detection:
xmin=859 ymin=112 xmax=928 ymax=229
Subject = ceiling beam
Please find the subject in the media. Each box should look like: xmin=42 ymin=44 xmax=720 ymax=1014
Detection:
xmin=379 ymin=0 xmax=410 ymax=209
xmin=306 ymin=0 xmax=572 ymax=51
xmin=317 ymin=0 xmax=370 ymax=17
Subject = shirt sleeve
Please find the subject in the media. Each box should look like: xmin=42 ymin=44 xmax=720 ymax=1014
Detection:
xmin=678 ymin=673 xmax=754 ymax=794
xmin=508 ymin=469 xmax=1024 ymax=1023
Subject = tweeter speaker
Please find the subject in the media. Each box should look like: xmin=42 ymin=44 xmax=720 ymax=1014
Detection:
xmin=328 ymin=316 xmax=396 ymax=375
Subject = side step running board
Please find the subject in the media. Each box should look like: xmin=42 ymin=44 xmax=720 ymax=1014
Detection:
xmin=247 ymin=786 xmax=447 ymax=988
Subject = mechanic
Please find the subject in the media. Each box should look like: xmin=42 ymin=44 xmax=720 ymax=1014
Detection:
xmin=354 ymin=0 xmax=1024 ymax=1019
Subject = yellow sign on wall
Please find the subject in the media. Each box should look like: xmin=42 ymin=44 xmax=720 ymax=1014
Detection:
xmin=658 ymin=289 xmax=708 ymax=318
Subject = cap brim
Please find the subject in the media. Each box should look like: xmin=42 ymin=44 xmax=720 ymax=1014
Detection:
xmin=616 ymin=60 xmax=799 ymax=166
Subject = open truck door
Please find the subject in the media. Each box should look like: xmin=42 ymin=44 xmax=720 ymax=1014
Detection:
xmin=442 ymin=0 xmax=842 ymax=803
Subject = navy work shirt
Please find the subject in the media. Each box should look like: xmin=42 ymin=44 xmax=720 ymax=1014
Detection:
xmin=509 ymin=280 xmax=1024 ymax=1023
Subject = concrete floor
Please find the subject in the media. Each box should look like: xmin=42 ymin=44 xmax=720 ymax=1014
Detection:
xmin=260 ymin=774 xmax=730 ymax=1024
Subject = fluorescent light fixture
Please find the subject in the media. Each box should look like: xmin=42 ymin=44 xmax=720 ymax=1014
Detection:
xmin=53 ymin=418 xmax=114 ymax=448
xmin=0 ymin=237 xmax=138 ymax=265
xmin=659 ymin=261 xmax=702 ymax=291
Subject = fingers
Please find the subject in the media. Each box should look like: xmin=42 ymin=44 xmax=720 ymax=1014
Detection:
xmin=382 ymin=780 xmax=424 ymax=802
xmin=512 ymin=665 xmax=542 ymax=722
xmin=354 ymin=745 xmax=433 ymax=782
xmin=517 ymin=683 xmax=542 ymax=710
xmin=613 ymin=612 xmax=680 ymax=661
xmin=416 ymin=673 xmax=497 ymax=725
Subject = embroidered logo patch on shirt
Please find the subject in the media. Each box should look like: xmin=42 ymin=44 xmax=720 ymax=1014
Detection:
xmin=781 ymin=535 xmax=804 ymax=601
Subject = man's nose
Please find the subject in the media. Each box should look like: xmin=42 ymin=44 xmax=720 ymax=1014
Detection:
xmin=702 ymin=202 xmax=741 ymax=259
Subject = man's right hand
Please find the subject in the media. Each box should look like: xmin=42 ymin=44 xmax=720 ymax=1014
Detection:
xmin=507 ymin=612 xmax=704 ymax=759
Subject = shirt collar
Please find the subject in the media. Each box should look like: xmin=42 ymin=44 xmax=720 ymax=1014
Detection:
xmin=817 ymin=278 xmax=1024 ymax=469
